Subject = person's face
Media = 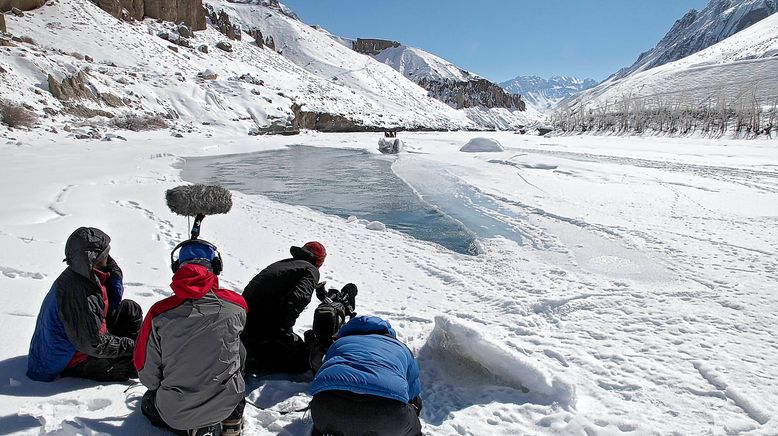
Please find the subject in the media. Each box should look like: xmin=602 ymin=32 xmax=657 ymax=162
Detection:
xmin=94 ymin=248 xmax=110 ymax=269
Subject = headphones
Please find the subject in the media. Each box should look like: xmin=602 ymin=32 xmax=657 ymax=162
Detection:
xmin=170 ymin=239 xmax=223 ymax=276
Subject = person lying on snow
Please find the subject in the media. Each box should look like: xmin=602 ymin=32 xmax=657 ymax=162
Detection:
xmin=241 ymin=241 xmax=327 ymax=375
xmin=309 ymin=315 xmax=423 ymax=436
xmin=135 ymin=239 xmax=247 ymax=436
xmin=27 ymin=227 xmax=143 ymax=382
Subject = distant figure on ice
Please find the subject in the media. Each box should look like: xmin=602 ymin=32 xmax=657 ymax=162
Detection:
xmin=241 ymin=241 xmax=327 ymax=375
xmin=27 ymin=227 xmax=143 ymax=382
xmin=135 ymin=239 xmax=247 ymax=436
xmin=309 ymin=316 xmax=423 ymax=436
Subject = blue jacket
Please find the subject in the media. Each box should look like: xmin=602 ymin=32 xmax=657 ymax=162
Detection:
xmin=310 ymin=316 xmax=421 ymax=403
xmin=27 ymin=228 xmax=132 ymax=382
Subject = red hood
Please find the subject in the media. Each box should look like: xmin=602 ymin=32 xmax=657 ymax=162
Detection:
xmin=170 ymin=263 xmax=218 ymax=299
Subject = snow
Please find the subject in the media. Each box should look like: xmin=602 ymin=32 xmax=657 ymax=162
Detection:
xmin=460 ymin=137 xmax=504 ymax=152
xmin=0 ymin=0 xmax=475 ymax=134
xmin=1 ymin=129 xmax=776 ymax=435
xmin=204 ymin=0 xmax=474 ymax=130
xmin=569 ymin=12 xmax=778 ymax=110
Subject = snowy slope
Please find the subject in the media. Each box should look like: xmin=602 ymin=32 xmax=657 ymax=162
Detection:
xmin=373 ymin=45 xmax=477 ymax=83
xmin=0 ymin=0 xmax=473 ymax=133
xmin=501 ymin=75 xmax=598 ymax=112
xmin=203 ymin=0 xmax=474 ymax=130
xmin=566 ymin=12 xmax=778 ymax=110
xmin=611 ymin=0 xmax=777 ymax=81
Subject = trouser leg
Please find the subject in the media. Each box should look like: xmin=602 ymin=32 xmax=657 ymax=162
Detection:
xmin=62 ymin=300 xmax=142 ymax=382
xmin=61 ymin=354 xmax=137 ymax=381
xmin=141 ymin=390 xmax=189 ymax=435
xmin=311 ymin=391 xmax=422 ymax=436
xmin=244 ymin=331 xmax=310 ymax=375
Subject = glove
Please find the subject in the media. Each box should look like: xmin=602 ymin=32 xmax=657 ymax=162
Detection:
xmin=409 ymin=396 xmax=422 ymax=416
xmin=315 ymin=281 xmax=327 ymax=301
xmin=102 ymin=255 xmax=123 ymax=277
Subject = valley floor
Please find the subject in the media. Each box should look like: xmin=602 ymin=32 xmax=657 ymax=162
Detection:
xmin=0 ymin=130 xmax=776 ymax=435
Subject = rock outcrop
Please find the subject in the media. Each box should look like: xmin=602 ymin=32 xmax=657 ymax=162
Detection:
xmin=291 ymin=103 xmax=382 ymax=132
xmin=91 ymin=0 xmax=205 ymax=30
xmin=48 ymin=71 xmax=125 ymax=110
xmin=353 ymin=38 xmax=400 ymax=56
xmin=0 ymin=0 xmax=46 ymax=12
xmin=417 ymin=77 xmax=525 ymax=110
xmin=206 ymin=5 xmax=241 ymax=40
xmin=48 ymin=71 xmax=96 ymax=101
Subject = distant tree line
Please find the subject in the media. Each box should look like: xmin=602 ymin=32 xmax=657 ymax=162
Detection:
xmin=551 ymin=84 xmax=778 ymax=138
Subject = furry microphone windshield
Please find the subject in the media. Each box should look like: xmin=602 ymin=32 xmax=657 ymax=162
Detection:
xmin=165 ymin=185 xmax=233 ymax=217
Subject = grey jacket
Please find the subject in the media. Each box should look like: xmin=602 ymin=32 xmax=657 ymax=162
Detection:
xmin=134 ymin=263 xmax=247 ymax=430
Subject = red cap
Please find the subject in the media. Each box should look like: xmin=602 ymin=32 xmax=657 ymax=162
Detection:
xmin=303 ymin=241 xmax=326 ymax=268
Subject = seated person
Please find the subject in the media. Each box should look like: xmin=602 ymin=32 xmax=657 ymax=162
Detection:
xmin=310 ymin=316 xmax=423 ymax=436
xmin=241 ymin=241 xmax=326 ymax=374
xmin=135 ymin=239 xmax=247 ymax=436
xmin=27 ymin=227 xmax=142 ymax=382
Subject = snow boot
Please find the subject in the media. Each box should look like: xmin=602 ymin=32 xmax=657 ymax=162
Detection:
xmin=221 ymin=416 xmax=242 ymax=436
xmin=188 ymin=424 xmax=221 ymax=436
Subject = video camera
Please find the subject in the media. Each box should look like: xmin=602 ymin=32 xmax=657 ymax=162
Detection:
xmin=307 ymin=282 xmax=358 ymax=373
xmin=315 ymin=281 xmax=357 ymax=318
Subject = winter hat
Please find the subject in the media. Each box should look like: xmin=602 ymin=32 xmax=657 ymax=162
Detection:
xmin=303 ymin=241 xmax=326 ymax=268
xmin=291 ymin=241 xmax=326 ymax=268
xmin=178 ymin=241 xmax=217 ymax=263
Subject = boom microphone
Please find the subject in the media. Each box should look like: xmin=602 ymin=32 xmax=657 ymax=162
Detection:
xmin=166 ymin=184 xmax=233 ymax=217
xmin=165 ymin=184 xmax=232 ymax=239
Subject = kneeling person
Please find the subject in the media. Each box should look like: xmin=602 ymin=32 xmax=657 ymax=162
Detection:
xmin=135 ymin=240 xmax=247 ymax=436
xmin=310 ymin=316 xmax=423 ymax=436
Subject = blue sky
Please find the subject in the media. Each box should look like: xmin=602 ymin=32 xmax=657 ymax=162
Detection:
xmin=280 ymin=0 xmax=711 ymax=82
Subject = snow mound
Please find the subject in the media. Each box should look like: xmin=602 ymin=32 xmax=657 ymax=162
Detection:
xmin=426 ymin=316 xmax=576 ymax=405
xmin=366 ymin=221 xmax=386 ymax=231
xmin=460 ymin=137 xmax=504 ymax=152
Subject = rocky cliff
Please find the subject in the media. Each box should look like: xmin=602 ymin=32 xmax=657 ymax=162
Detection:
xmin=92 ymin=0 xmax=206 ymax=30
xmin=0 ymin=0 xmax=46 ymax=12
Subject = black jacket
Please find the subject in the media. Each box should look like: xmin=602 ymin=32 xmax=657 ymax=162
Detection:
xmin=242 ymin=247 xmax=320 ymax=343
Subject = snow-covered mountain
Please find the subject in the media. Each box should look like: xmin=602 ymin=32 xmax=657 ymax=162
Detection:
xmin=566 ymin=9 xmax=778 ymax=112
xmin=0 ymin=0 xmax=483 ymax=135
xmin=500 ymin=75 xmax=597 ymax=112
xmin=611 ymin=0 xmax=777 ymax=81
xmin=354 ymin=41 xmax=539 ymax=129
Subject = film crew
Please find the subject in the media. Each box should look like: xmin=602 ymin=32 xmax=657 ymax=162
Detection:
xmin=135 ymin=184 xmax=246 ymax=436
xmin=241 ymin=241 xmax=327 ymax=375
xmin=309 ymin=315 xmax=423 ymax=436
xmin=27 ymin=227 xmax=142 ymax=382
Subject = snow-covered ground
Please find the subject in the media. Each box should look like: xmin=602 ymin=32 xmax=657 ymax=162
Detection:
xmin=0 ymin=130 xmax=777 ymax=435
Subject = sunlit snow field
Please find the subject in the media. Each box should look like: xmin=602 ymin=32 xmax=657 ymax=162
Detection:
xmin=0 ymin=131 xmax=776 ymax=435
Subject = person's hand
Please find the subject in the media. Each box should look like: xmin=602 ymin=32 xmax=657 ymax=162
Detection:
xmin=102 ymin=255 xmax=122 ymax=276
